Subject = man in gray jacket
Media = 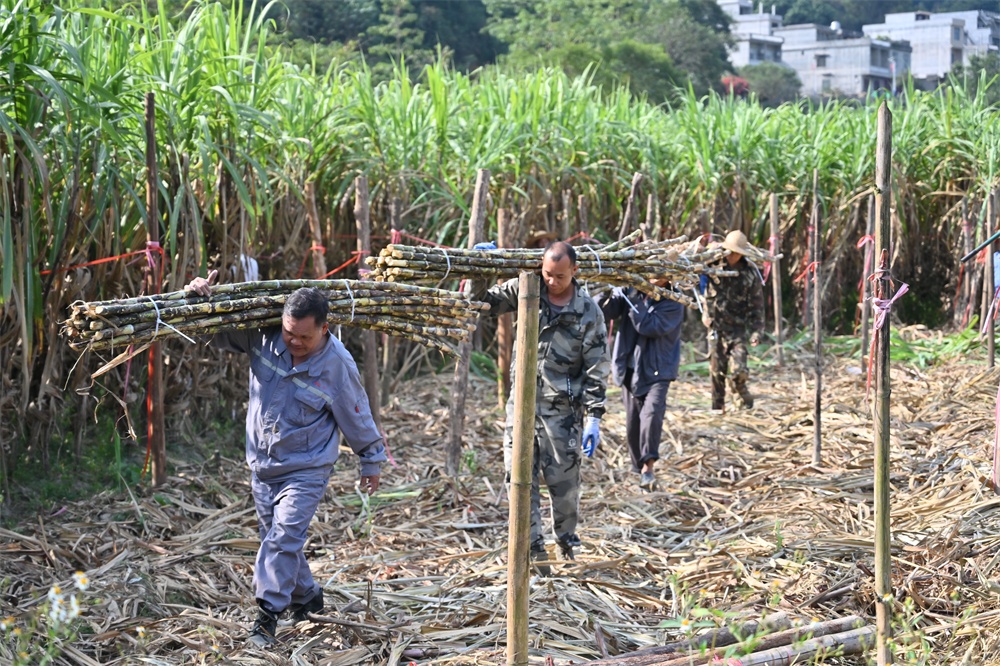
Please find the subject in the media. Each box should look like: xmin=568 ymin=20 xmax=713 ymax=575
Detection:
xmin=600 ymin=280 xmax=683 ymax=490
xmin=187 ymin=273 xmax=385 ymax=647
xmin=481 ymin=242 xmax=609 ymax=574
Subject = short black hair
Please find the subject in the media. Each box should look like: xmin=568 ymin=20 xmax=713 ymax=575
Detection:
xmin=284 ymin=287 xmax=329 ymax=326
xmin=543 ymin=240 xmax=577 ymax=265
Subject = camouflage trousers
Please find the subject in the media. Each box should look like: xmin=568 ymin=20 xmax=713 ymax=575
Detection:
xmin=503 ymin=398 xmax=582 ymax=547
xmin=709 ymin=330 xmax=753 ymax=410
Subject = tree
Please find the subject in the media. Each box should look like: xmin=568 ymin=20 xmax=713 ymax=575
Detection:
xmin=739 ymin=62 xmax=802 ymax=106
xmin=550 ymin=40 xmax=686 ymax=104
xmin=484 ymin=0 xmax=734 ymax=98
xmin=364 ymin=0 xmax=436 ymax=77
xmin=951 ymin=52 xmax=1000 ymax=105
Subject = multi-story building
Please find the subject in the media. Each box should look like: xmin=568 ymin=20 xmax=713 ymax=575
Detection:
xmin=715 ymin=0 xmax=912 ymax=98
xmin=776 ymin=23 xmax=912 ymax=97
xmin=863 ymin=10 xmax=1000 ymax=86
xmin=717 ymin=0 xmax=785 ymax=68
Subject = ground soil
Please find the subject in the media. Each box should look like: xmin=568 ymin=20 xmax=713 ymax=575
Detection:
xmin=2 ymin=332 xmax=999 ymax=665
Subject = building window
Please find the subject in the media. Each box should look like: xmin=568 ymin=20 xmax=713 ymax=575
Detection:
xmin=953 ymin=27 xmax=962 ymax=42
xmin=822 ymin=77 xmax=832 ymax=92
xmin=952 ymin=48 xmax=963 ymax=64
xmin=816 ymin=54 xmax=828 ymax=68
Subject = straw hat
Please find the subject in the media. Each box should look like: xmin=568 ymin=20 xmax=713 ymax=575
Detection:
xmin=721 ymin=230 xmax=752 ymax=256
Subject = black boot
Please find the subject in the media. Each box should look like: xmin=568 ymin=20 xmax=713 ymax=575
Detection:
xmin=289 ymin=589 xmax=324 ymax=623
xmin=249 ymin=606 xmax=279 ymax=647
xmin=530 ymin=540 xmax=552 ymax=576
xmin=557 ymin=533 xmax=581 ymax=560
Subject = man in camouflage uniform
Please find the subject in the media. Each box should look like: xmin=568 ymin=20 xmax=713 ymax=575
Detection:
xmin=481 ymin=241 xmax=609 ymax=574
xmin=703 ymin=230 xmax=765 ymax=411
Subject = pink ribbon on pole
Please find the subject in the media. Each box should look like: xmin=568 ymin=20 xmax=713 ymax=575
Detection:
xmin=982 ymin=286 xmax=1000 ymax=336
xmin=762 ymin=234 xmax=780 ymax=283
xmin=865 ymin=278 xmax=909 ymax=400
xmin=993 ymin=382 xmax=1000 ymax=491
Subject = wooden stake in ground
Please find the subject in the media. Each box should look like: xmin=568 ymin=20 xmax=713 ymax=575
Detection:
xmin=448 ymin=168 xmax=490 ymax=476
xmin=304 ymin=180 xmax=327 ymax=278
xmin=872 ymin=101 xmax=895 ymax=666
xmin=382 ymin=196 xmax=402 ymax=406
xmin=988 ymin=190 xmax=996 ymax=369
xmin=812 ymin=170 xmax=823 ymax=465
xmin=619 ymin=172 xmax=643 ymax=240
xmin=497 ymin=208 xmax=513 ymax=409
xmin=355 ymin=176 xmax=382 ymax=434
xmin=507 ymin=271 xmax=539 ymax=666
xmin=769 ymin=193 xmax=784 ymax=366
xmin=144 ymin=92 xmax=166 ymax=489
xmin=861 ymin=195 xmax=875 ymax=357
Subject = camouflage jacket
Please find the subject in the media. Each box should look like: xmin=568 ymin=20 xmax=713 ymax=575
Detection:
xmin=705 ymin=257 xmax=765 ymax=336
xmin=484 ymin=278 xmax=609 ymax=418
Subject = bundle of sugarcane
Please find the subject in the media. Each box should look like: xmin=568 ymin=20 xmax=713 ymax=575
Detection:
xmin=363 ymin=230 xmax=744 ymax=307
xmin=63 ymin=280 xmax=490 ymax=357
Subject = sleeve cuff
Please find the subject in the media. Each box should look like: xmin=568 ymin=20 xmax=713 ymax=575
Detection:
xmin=360 ymin=462 xmax=382 ymax=478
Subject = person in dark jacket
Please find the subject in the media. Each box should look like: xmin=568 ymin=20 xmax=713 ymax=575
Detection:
xmin=600 ymin=278 xmax=684 ymax=490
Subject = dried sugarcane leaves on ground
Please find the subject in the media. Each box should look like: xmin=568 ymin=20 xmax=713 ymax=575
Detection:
xmin=2 ymin=327 xmax=1000 ymax=664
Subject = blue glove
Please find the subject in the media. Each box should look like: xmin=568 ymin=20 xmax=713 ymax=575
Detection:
xmin=699 ymin=274 xmax=708 ymax=295
xmin=473 ymin=240 xmax=497 ymax=251
xmin=581 ymin=416 xmax=601 ymax=458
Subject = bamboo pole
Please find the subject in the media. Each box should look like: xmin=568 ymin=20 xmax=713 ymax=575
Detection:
xmin=988 ymin=190 xmax=996 ymax=369
xmin=448 ymin=168 xmax=490 ymax=476
xmin=381 ymin=196 xmax=402 ymax=406
xmin=812 ymin=169 xmax=822 ymax=465
xmin=872 ymin=101 xmax=894 ymax=666
xmin=506 ymin=271 xmax=539 ymax=666
xmin=644 ymin=192 xmax=656 ymax=239
xmin=304 ymin=180 xmax=327 ymax=278
xmin=861 ymin=195 xmax=875 ymax=358
xmin=960 ymin=197 xmax=972 ymax=327
xmin=578 ymin=193 xmax=589 ymax=237
xmin=804 ymin=186 xmax=814 ymax=329
xmin=144 ymin=92 xmax=166 ymax=489
xmin=769 ymin=193 xmax=784 ymax=366
xmin=355 ymin=176 xmax=383 ymax=434
xmin=619 ymin=172 xmax=643 ymax=240
xmin=497 ymin=208 xmax=513 ymax=409
xmin=560 ymin=189 xmax=572 ymax=240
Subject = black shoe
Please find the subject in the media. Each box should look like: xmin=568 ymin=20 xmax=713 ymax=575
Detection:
xmin=557 ymin=534 xmax=581 ymax=560
xmin=249 ymin=607 xmax=279 ymax=647
xmin=529 ymin=542 xmax=552 ymax=576
xmin=289 ymin=589 xmax=324 ymax=623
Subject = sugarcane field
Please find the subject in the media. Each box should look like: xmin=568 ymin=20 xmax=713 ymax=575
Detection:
xmin=7 ymin=1 xmax=1000 ymax=665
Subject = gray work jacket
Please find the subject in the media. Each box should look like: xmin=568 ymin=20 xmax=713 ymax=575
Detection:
xmin=213 ymin=327 xmax=386 ymax=480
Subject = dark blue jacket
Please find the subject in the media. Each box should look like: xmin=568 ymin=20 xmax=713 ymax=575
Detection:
xmin=600 ymin=288 xmax=684 ymax=397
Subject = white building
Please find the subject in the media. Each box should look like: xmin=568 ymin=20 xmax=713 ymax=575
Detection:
xmin=776 ymin=23 xmax=912 ymax=97
xmin=863 ymin=10 xmax=1000 ymax=85
xmin=717 ymin=0 xmax=785 ymax=68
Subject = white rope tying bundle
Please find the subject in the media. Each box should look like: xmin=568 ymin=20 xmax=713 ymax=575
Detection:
xmin=585 ymin=246 xmax=603 ymax=274
xmin=343 ymin=279 xmax=356 ymax=322
xmin=143 ymin=296 xmax=196 ymax=344
xmin=612 ymin=286 xmax=639 ymax=313
xmin=437 ymin=247 xmax=452 ymax=281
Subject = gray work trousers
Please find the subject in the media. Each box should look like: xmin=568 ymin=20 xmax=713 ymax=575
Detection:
xmin=250 ymin=471 xmax=329 ymax=613
xmin=622 ymin=381 xmax=670 ymax=473
xmin=503 ymin=398 xmax=583 ymax=547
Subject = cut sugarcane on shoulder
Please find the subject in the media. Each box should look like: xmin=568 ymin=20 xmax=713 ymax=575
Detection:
xmin=62 ymin=276 xmax=490 ymax=364
xmin=364 ymin=229 xmax=778 ymax=308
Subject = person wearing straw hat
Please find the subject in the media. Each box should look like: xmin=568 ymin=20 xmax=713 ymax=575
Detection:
xmin=702 ymin=230 xmax=765 ymax=411
xmin=185 ymin=272 xmax=386 ymax=647
xmin=600 ymin=278 xmax=683 ymax=491
xmin=480 ymin=241 xmax=610 ymax=575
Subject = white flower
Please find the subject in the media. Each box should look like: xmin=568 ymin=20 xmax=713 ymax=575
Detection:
xmin=73 ymin=572 xmax=90 ymax=591
xmin=47 ymin=585 xmax=63 ymax=605
xmin=68 ymin=595 xmax=81 ymax=620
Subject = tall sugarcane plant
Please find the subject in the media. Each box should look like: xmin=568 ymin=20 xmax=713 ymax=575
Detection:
xmin=5 ymin=0 xmax=1000 ymax=473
